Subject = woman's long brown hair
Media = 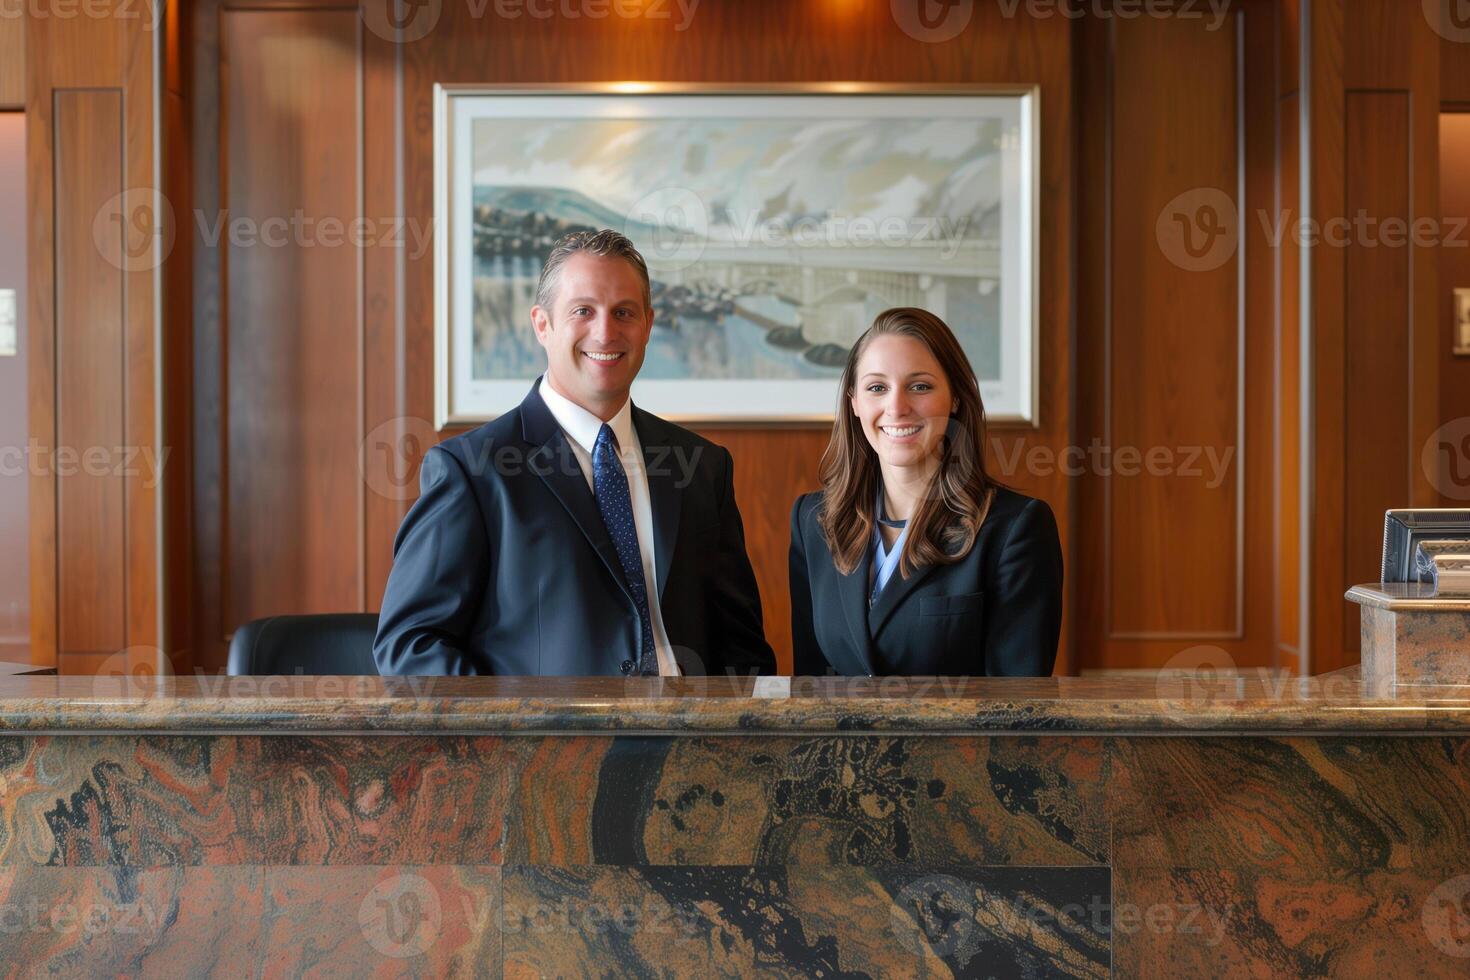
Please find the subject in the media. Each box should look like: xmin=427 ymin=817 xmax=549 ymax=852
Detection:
xmin=816 ymin=307 xmax=998 ymax=577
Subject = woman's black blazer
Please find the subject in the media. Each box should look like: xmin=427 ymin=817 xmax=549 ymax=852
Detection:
xmin=789 ymin=487 xmax=1063 ymax=676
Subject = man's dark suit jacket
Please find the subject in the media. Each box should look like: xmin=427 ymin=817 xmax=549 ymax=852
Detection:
xmin=374 ymin=382 xmax=776 ymax=677
xmin=789 ymin=486 xmax=1062 ymax=677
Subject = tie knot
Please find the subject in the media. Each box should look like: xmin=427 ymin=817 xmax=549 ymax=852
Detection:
xmin=595 ymin=423 xmax=619 ymax=456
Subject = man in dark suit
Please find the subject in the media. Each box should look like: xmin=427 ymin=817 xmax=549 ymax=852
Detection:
xmin=374 ymin=230 xmax=775 ymax=677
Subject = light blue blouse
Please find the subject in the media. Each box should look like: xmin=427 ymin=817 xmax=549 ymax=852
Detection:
xmin=869 ymin=489 xmax=912 ymax=606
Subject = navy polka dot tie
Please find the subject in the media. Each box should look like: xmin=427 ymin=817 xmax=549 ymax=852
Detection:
xmin=592 ymin=424 xmax=658 ymax=676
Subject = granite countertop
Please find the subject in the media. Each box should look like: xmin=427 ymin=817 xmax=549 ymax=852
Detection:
xmin=2 ymin=672 xmax=1470 ymax=734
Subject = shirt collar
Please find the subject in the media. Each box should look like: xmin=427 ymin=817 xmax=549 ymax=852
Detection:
xmin=537 ymin=375 xmax=636 ymax=456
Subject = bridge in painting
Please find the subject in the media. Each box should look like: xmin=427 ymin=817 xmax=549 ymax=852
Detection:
xmin=645 ymin=239 xmax=1001 ymax=346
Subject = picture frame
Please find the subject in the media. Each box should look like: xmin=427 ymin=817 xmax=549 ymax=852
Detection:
xmin=433 ymin=83 xmax=1040 ymax=428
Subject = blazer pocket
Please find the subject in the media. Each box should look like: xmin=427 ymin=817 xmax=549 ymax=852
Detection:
xmin=920 ymin=592 xmax=985 ymax=616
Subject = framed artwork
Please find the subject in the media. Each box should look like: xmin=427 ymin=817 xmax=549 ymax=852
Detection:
xmin=1457 ymin=287 xmax=1470 ymax=357
xmin=434 ymin=83 xmax=1039 ymax=427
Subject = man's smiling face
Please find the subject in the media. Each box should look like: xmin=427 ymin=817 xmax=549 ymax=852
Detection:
xmin=530 ymin=251 xmax=655 ymax=421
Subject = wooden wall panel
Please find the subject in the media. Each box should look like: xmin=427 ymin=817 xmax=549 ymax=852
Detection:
xmin=1440 ymin=112 xmax=1470 ymax=506
xmin=162 ymin=0 xmax=195 ymax=670
xmin=220 ymin=9 xmax=364 ymax=634
xmin=0 ymin=13 xmax=22 ymax=109
xmin=1341 ymin=93 xmax=1411 ymax=651
xmin=185 ymin=0 xmax=363 ymax=670
xmin=124 ymin=0 xmax=162 ymax=676
xmin=1273 ymin=0 xmax=1302 ymax=675
xmin=1306 ymin=0 xmax=1440 ymax=673
xmin=1304 ymin=0 xmax=1346 ymax=676
xmin=185 ymin=0 xmax=225 ymax=671
xmin=54 ymin=91 xmax=127 ymax=655
xmin=1239 ymin=0 xmax=1278 ymax=674
xmin=1108 ymin=14 xmax=1239 ymax=636
xmin=361 ymin=21 xmax=403 ymax=625
xmin=1447 ymin=29 xmax=1470 ymax=104
xmin=1276 ymin=92 xmax=1301 ymax=673
xmin=28 ymin=3 xmax=161 ymax=674
xmin=1441 ymin=33 xmax=1470 ymax=508
xmin=1074 ymin=13 xmax=1107 ymax=671
xmin=1075 ymin=1 xmax=1277 ymax=670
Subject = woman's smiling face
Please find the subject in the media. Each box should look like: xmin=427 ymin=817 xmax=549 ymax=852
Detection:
xmin=849 ymin=333 xmax=956 ymax=469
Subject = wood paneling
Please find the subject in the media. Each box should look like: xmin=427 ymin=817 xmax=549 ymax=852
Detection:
xmin=1447 ymin=26 xmax=1470 ymax=104
xmin=1440 ymin=112 xmax=1470 ymax=506
xmin=0 ymin=13 xmax=22 ymax=109
xmin=1075 ymin=1 xmax=1277 ymax=670
xmin=1240 ymin=0 xmax=1280 ymax=674
xmin=1341 ymin=93 xmax=1411 ymax=652
xmin=27 ymin=0 xmax=161 ymax=671
xmin=1108 ymin=13 xmax=1239 ymax=636
xmin=220 ymin=9 xmax=364 ymax=633
xmin=1304 ymin=0 xmax=1346 ymax=676
xmin=361 ymin=17 xmax=403 ymax=625
xmin=1306 ymin=0 xmax=1440 ymax=673
xmin=399 ymin=0 xmax=1075 ymax=675
xmin=1276 ymin=65 xmax=1302 ymax=671
xmin=177 ymin=0 xmax=1075 ymax=674
xmin=1441 ymin=11 xmax=1470 ymax=508
xmin=162 ymin=0 xmax=195 ymax=672
xmin=1274 ymin=0 xmax=1302 ymax=675
xmin=163 ymin=0 xmax=1470 ymax=678
xmin=54 ymin=91 xmax=126 ymax=655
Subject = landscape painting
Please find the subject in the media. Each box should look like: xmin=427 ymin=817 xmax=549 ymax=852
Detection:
xmin=435 ymin=87 xmax=1037 ymax=425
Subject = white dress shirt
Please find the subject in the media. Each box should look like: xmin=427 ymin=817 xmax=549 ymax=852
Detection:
xmin=537 ymin=376 xmax=677 ymax=676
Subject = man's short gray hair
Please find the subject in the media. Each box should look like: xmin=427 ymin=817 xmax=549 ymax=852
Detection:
xmin=534 ymin=229 xmax=652 ymax=311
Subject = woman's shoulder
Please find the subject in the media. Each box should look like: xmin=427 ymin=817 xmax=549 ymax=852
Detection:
xmin=978 ymin=486 xmax=1056 ymax=532
xmin=793 ymin=490 xmax=823 ymax=514
xmin=987 ymin=484 xmax=1048 ymax=514
xmin=982 ymin=485 xmax=1060 ymax=541
xmin=791 ymin=491 xmax=835 ymax=551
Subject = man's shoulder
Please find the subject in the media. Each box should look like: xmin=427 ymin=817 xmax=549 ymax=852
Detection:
xmin=430 ymin=409 xmax=527 ymax=473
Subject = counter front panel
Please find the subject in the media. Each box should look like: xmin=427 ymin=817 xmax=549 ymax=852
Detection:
xmin=1 ymin=676 xmax=1468 ymax=975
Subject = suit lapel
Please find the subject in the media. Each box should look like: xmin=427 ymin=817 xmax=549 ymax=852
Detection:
xmin=867 ymin=560 xmax=939 ymax=638
xmin=838 ymin=547 xmax=877 ymax=675
xmin=520 ymin=382 xmax=633 ymax=601
xmin=633 ymin=409 xmax=681 ymax=600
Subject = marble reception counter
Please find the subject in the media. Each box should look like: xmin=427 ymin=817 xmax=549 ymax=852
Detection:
xmin=2 ymin=673 xmax=1469 ymax=976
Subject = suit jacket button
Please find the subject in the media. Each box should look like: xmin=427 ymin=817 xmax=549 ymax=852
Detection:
xmin=620 ymin=660 xmax=635 ymax=675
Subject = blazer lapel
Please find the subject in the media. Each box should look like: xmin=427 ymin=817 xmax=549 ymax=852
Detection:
xmin=633 ymin=409 xmax=681 ymax=600
xmin=838 ymin=547 xmax=877 ymax=675
xmin=520 ymin=382 xmax=633 ymax=601
xmin=867 ymin=560 xmax=939 ymax=638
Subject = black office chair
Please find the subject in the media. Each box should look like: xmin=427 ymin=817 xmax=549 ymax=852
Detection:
xmin=226 ymin=613 xmax=381 ymax=675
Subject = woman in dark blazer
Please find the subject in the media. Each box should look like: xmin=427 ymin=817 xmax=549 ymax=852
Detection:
xmin=789 ymin=307 xmax=1063 ymax=676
